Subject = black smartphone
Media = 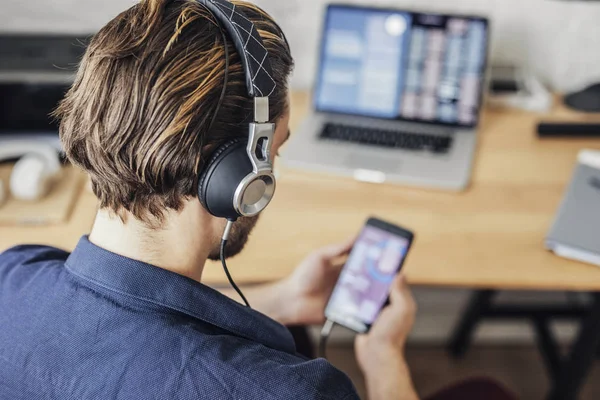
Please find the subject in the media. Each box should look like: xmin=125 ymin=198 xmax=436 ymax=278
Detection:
xmin=324 ymin=217 xmax=414 ymax=333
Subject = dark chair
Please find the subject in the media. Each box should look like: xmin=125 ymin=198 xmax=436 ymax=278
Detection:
xmin=425 ymin=377 xmax=518 ymax=400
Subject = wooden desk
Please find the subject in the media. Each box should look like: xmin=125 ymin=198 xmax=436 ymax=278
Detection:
xmin=202 ymin=92 xmax=600 ymax=290
xmin=0 ymin=169 xmax=96 ymax=251
xmin=2 ymin=92 xmax=600 ymax=291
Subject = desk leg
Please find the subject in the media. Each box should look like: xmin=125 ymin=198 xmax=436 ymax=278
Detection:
xmin=533 ymin=317 xmax=561 ymax=382
xmin=548 ymin=292 xmax=600 ymax=400
xmin=448 ymin=290 xmax=496 ymax=358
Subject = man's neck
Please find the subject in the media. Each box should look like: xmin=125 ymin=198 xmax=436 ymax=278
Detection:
xmin=88 ymin=205 xmax=215 ymax=283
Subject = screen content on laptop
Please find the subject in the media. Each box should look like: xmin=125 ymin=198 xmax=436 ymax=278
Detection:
xmin=314 ymin=5 xmax=488 ymax=127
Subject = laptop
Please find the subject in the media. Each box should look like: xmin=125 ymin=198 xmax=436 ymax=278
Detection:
xmin=545 ymin=150 xmax=600 ymax=267
xmin=284 ymin=4 xmax=490 ymax=190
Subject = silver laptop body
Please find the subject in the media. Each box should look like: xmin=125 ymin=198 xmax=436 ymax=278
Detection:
xmin=284 ymin=5 xmax=489 ymax=191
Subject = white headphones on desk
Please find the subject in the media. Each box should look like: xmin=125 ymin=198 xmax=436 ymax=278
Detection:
xmin=0 ymin=140 xmax=62 ymax=205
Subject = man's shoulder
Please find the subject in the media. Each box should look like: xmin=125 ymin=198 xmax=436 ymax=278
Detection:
xmin=269 ymin=356 xmax=361 ymax=400
xmin=178 ymin=333 xmax=360 ymax=400
xmin=0 ymin=244 xmax=69 ymax=274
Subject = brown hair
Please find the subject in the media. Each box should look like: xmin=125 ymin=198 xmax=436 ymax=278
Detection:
xmin=55 ymin=0 xmax=293 ymax=226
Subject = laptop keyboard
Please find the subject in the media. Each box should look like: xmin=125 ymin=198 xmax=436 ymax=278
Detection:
xmin=319 ymin=123 xmax=453 ymax=154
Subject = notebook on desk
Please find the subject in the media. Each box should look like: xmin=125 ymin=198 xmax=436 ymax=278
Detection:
xmin=546 ymin=150 xmax=600 ymax=267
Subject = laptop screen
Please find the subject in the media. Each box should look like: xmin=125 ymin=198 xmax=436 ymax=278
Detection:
xmin=314 ymin=5 xmax=489 ymax=128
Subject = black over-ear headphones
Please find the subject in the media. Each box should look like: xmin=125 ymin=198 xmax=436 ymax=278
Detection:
xmin=196 ymin=0 xmax=277 ymax=222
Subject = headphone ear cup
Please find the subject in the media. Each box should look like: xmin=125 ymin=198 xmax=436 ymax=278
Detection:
xmin=198 ymin=139 xmax=240 ymax=210
xmin=198 ymin=139 xmax=253 ymax=219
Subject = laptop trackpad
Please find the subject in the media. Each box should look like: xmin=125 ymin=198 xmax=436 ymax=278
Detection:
xmin=344 ymin=153 xmax=402 ymax=172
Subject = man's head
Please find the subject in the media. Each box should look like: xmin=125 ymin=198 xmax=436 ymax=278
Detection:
xmin=55 ymin=0 xmax=293 ymax=259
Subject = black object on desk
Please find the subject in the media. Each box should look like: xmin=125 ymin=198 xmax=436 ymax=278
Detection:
xmin=565 ymin=83 xmax=600 ymax=112
xmin=537 ymin=122 xmax=600 ymax=138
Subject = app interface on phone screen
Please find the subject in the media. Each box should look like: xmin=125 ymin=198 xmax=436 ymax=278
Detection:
xmin=328 ymin=225 xmax=409 ymax=325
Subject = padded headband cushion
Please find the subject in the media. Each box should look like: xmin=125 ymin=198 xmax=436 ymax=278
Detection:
xmin=198 ymin=0 xmax=276 ymax=98
xmin=198 ymin=139 xmax=253 ymax=219
xmin=198 ymin=139 xmax=240 ymax=209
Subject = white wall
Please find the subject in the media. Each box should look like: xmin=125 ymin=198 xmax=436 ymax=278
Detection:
xmin=3 ymin=0 xmax=600 ymax=92
xmin=260 ymin=0 xmax=600 ymax=92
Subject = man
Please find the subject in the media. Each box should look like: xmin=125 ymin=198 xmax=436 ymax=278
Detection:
xmin=0 ymin=1 xmax=418 ymax=399
xmin=0 ymin=1 xmax=516 ymax=399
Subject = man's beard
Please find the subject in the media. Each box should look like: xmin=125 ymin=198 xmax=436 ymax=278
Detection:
xmin=207 ymin=215 xmax=259 ymax=261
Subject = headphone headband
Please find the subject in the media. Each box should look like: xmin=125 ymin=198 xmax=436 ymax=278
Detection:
xmin=196 ymin=0 xmax=277 ymax=221
xmin=197 ymin=0 xmax=276 ymax=98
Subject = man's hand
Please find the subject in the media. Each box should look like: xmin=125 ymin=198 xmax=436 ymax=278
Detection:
xmin=277 ymin=238 xmax=354 ymax=325
xmin=218 ymin=238 xmax=353 ymax=326
xmin=355 ymin=274 xmax=419 ymax=400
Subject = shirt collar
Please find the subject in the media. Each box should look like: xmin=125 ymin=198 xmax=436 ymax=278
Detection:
xmin=65 ymin=236 xmax=295 ymax=353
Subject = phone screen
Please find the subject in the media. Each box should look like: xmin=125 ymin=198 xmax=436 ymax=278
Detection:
xmin=325 ymin=222 xmax=412 ymax=332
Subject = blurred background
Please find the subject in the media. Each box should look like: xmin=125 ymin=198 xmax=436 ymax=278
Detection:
xmin=2 ymin=0 xmax=600 ymax=92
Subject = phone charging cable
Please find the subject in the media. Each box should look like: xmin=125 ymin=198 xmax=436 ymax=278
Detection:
xmin=318 ymin=319 xmax=336 ymax=359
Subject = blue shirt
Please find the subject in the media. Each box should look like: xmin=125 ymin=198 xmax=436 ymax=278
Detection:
xmin=0 ymin=237 xmax=358 ymax=400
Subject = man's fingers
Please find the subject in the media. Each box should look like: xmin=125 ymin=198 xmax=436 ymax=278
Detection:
xmin=388 ymin=274 xmax=406 ymax=302
xmin=389 ymin=274 xmax=414 ymax=308
xmin=317 ymin=237 xmax=356 ymax=259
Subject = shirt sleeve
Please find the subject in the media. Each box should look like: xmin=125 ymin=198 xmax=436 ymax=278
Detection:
xmin=268 ymin=357 xmax=361 ymax=400
xmin=186 ymin=336 xmax=361 ymax=400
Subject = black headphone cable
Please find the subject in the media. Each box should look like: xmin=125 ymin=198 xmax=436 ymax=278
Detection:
xmin=220 ymin=219 xmax=251 ymax=308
